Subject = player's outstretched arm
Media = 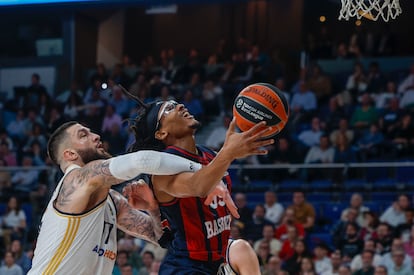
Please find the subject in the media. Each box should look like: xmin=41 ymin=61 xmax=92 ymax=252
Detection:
xmin=154 ymin=120 xmax=274 ymax=198
xmin=110 ymin=186 xmax=162 ymax=245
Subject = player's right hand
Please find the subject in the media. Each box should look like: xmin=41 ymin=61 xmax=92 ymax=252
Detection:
xmin=221 ymin=118 xmax=274 ymax=159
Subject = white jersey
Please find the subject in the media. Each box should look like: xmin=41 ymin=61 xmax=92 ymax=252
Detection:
xmin=28 ymin=164 xmax=118 ymax=275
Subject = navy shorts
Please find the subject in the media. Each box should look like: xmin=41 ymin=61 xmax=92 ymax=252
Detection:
xmin=159 ymin=252 xmax=223 ymax=275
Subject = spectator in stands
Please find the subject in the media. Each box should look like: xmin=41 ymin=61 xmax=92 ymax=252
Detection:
xmin=350 ymin=93 xmax=378 ymax=132
xmin=278 ymin=226 xmax=300 ymax=261
xmin=378 ymin=98 xmax=402 ymax=139
xmin=282 ymin=239 xmax=311 ymax=274
xmin=24 ymin=108 xmax=45 ymax=136
xmin=230 ymin=220 xmax=245 ymax=240
xmin=332 ymin=208 xmax=360 ymax=248
xmin=254 ymin=224 xmax=282 ymax=256
xmin=138 ymin=251 xmax=155 ymax=275
xmin=335 ymin=42 xmax=352 ymax=60
xmin=403 ymin=225 xmax=414 ymax=261
xmin=388 ymin=113 xmax=414 ymax=158
xmin=313 ymin=243 xmax=332 ymax=275
xmin=233 ymin=192 xmax=253 ymax=227
xmin=288 ymin=191 xmax=316 ymax=233
xmin=382 ymin=238 xmax=412 ymax=272
xmin=262 ymin=255 xmax=283 ymax=275
xmin=56 ymin=80 xmax=84 ymax=104
xmin=25 ymin=73 xmax=48 ymax=110
xmin=22 ymin=122 xmax=47 ymax=153
xmin=274 ymin=77 xmax=290 ymax=106
xmin=298 ymin=257 xmax=317 ymax=275
xmin=113 ymin=251 xmax=134 ymax=275
xmin=374 ymin=266 xmax=388 ymax=275
xmin=0 ymin=251 xmax=23 ymax=275
xmin=246 ymin=204 xmax=273 ymax=242
xmin=303 ymin=135 xmax=334 ymax=180
xmin=275 ymin=208 xmax=306 ymax=241
xmin=387 ymin=249 xmax=412 ymax=275
xmin=257 ymin=240 xmax=273 ymax=269
xmin=45 ymin=106 xmax=66 ymax=135
xmin=205 ymin=114 xmax=231 ymax=151
xmin=353 ymin=250 xmax=375 ymax=275
xmin=298 ymin=117 xmax=324 ymax=149
xmin=397 ymin=63 xmax=414 ymax=95
xmin=183 ymin=72 xmax=203 ymax=99
xmin=6 ymin=108 xmax=27 ymax=143
xmin=101 ymin=104 xmax=122 ymax=134
xmin=155 ymin=86 xmax=175 ymax=103
xmin=341 ymin=193 xmax=370 ymax=227
xmin=111 ymin=63 xmax=130 ymax=88
xmin=330 ymin=118 xmax=355 ymax=147
xmin=63 ymin=90 xmax=85 ymax=120
xmin=333 ymin=132 xmax=357 ymax=182
xmin=102 ymin=124 xmax=128 ymax=156
xmin=259 ymin=136 xmax=300 ymax=181
xmin=129 ymin=73 xmax=148 ymax=98
xmin=108 ymin=85 xmax=131 ymax=118
xmin=0 ymin=158 xmax=12 ymax=199
xmin=10 ymin=239 xmax=31 ymax=273
xmin=322 ymin=250 xmax=342 ymax=275
xmin=201 ymin=79 xmax=223 ymax=118
xmin=290 ymin=81 xmax=317 ymax=126
xmin=395 ymin=208 xmax=414 ymax=242
xmin=373 ymin=223 xmax=393 ymax=255
xmin=180 ymin=89 xmax=204 ymax=124
xmin=11 ymin=154 xmax=39 ymax=200
xmin=0 ymin=129 xmax=15 ymax=151
xmin=366 ymin=62 xmax=387 ymax=95
xmin=346 ymin=62 xmax=368 ymax=98
xmin=0 ymin=143 xmax=17 ymax=167
xmin=324 ymin=97 xmax=348 ymax=133
xmin=121 ymin=263 xmax=137 ymax=275
xmin=307 ymin=64 xmax=332 ymax=104
xmin=355 ymin=123 xmax=385 ymax=161
xmin=398 ymin=89 xmax=414 ymax=110
xmin=350 ymin=239 xmax=383 ymax=272
xmin=0 ymin=196 xmax=27 ymax=249
xmin=117 ymin=233 xmax=140 ymax=253
xmin=380 ymin=194 xmax=410 ymax=228
xmin=360 ymin=211 xmax=380 ymax=241
xmin=338 ymin=264 xmax=352 ymax=275
xmin=337 ymin=222 xmax=364 ymax=259
xmin=264 ymin=191 xmax=284 ymax=225
xmin=375 ymin=81 xmax=398 ymax=111
xmin=90 ymin=63 xmax=109 ymax=85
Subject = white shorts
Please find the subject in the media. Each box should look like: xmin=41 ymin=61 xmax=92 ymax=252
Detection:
xmin=217 ymin=239 xmax=238 ymax=275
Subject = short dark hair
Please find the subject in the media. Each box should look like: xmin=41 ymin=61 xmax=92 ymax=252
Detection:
xmin=47 ymin=121 xmax=77 ymax=165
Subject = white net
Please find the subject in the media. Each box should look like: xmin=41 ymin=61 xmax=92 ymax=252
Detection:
xmin=338 ymin=0 xmax=402 ymax=21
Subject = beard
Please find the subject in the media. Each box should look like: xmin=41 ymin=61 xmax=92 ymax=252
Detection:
xmin=77 ymin=147 xmax=111 ymax=164
xmin=189 ymin=120 xmax=201 ymax=130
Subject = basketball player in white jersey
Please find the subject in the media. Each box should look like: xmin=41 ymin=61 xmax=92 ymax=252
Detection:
xmin=28 ymin=120 xmax=246 ymax=275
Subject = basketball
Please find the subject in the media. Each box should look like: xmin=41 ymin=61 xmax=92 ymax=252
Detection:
xmin=232 ymin=83 xmax=289 ymax=138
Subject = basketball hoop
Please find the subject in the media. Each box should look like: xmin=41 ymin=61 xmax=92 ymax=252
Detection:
xmin=338 ymin=0 xmax=402 ymax=22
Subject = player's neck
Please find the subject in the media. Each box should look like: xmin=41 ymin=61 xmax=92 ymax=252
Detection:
xmin=171 ymin=136 xmax=197 ymax=154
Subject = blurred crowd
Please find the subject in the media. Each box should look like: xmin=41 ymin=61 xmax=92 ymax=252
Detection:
xmin=0 ymin=36 xmax=414 ymax=274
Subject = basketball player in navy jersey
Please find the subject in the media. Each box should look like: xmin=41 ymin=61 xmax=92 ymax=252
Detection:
xmin=127 ymin=99 xmax=268 ymax=275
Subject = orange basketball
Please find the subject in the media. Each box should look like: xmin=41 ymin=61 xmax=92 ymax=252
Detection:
xmin=232 ymin=83 xmax=289 ymax=138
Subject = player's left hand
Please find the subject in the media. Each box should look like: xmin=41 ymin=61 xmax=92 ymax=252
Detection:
xmin=204 ymin=181 xmax=240 ymax=219
xmin=123 ymin=179 xmax=159 ymax=211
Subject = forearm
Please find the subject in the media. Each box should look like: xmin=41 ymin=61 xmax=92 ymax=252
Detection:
xmin=117 ymin=208 xmax=159 ymax=245
xmin=109 ymin=150 xmax=202 ymax=180
xmin=184 ymin=149 xmax=234 ymax=196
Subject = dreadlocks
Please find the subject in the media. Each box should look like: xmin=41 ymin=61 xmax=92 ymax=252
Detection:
xmin=117 ymin=85 xmax=166 ymax=153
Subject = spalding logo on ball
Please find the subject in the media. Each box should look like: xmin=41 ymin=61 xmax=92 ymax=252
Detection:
xmin=233 ymin=83 xmax=289 ymax=138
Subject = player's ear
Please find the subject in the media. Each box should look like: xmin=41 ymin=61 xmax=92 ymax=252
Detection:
xmin=62 ymin=149 xmax=78 ymax=161
xmin=155 ymin=129 xmax=168 ymax=141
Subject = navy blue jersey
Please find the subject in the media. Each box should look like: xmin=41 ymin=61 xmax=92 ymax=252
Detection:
xmin=158 ymin=145 xmax=232 ymax=264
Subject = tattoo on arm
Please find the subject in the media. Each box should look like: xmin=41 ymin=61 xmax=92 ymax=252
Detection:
xmin=112 ymin=191 xmax=157 ymax=244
